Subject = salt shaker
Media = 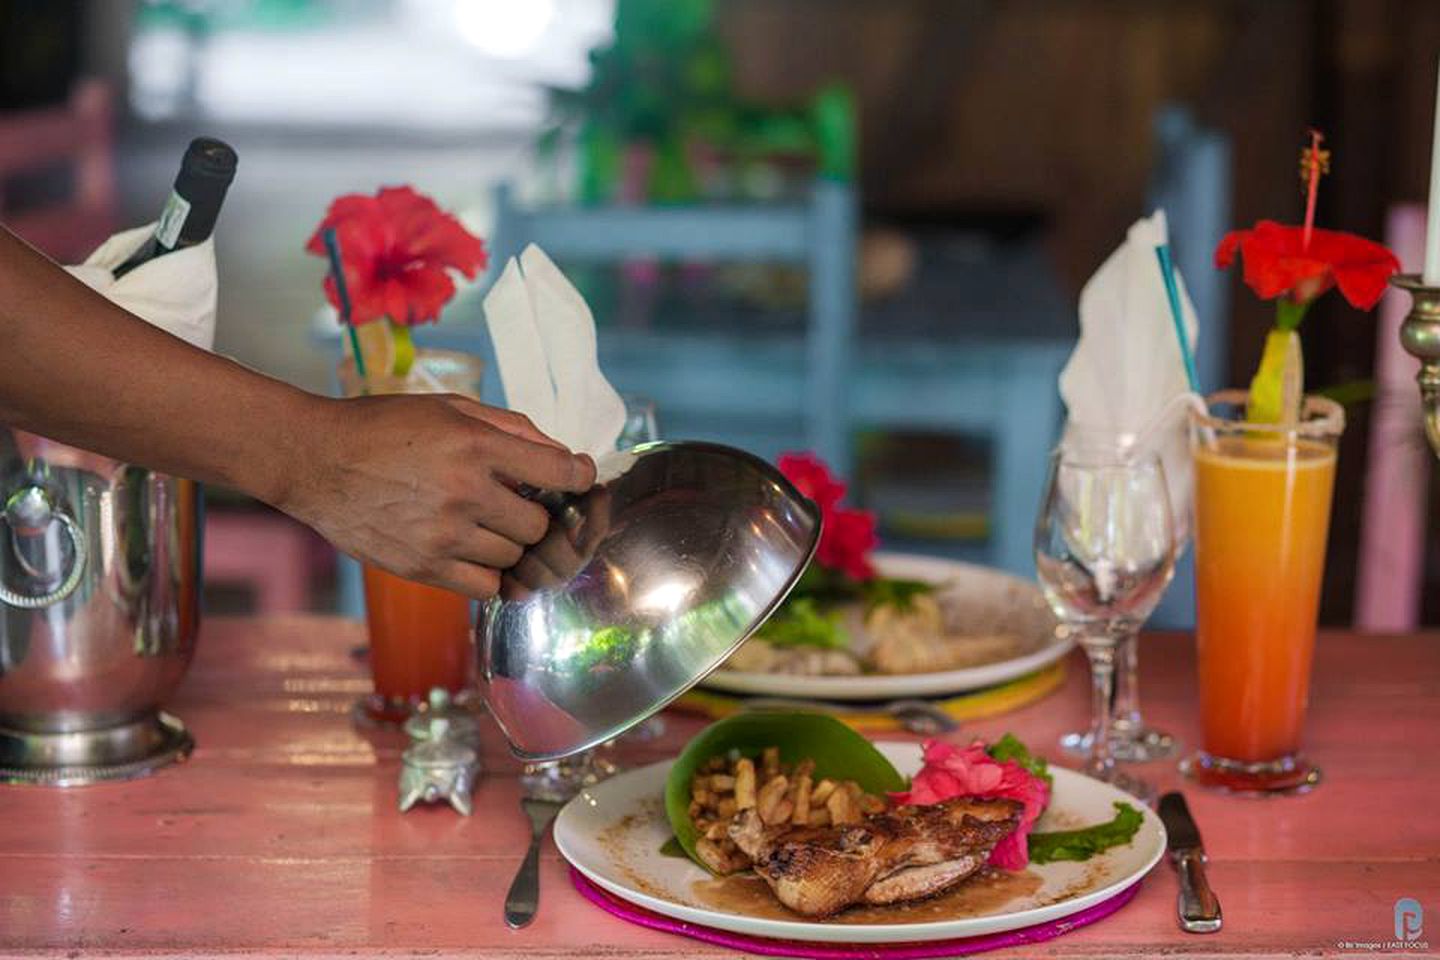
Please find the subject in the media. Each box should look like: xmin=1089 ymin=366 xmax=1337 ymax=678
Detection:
xmin=403 ymin=687 xmax=482 ymax=747
xmin=398 ymin=689 xmax=482 ymax=815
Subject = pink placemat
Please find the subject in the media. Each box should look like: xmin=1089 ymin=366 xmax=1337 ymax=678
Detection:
xmin=569 ymin=867 xmax=1141 ymax=959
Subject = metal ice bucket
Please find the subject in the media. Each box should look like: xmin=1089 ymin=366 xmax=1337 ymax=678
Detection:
xmin=0 ymin=430 xmax=202 ymax=785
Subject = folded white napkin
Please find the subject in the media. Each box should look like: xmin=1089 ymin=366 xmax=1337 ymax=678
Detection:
xmin=1058 ymin=210 xmax=1203 ymax=533
xmin=483 ymin=244 xmax=626 ymax=463
xmin=64 ymin=223 xmax=218 ymax=351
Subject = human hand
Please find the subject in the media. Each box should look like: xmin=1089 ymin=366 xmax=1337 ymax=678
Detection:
xmin=500 ymin=486 xmax=613 ymax=600
xmin=280 ymin=393 xmax=595 ymax=598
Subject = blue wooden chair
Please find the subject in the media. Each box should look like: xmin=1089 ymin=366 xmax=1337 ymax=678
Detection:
xmin=421 ymin=180 xmax=1073 ymax=579
xmin=330 ymin=106 xmax=1228 ymax=619
xmin=427 ymin=178 xmax=859 ymax=471
xmin=1145 ymin=104 xmax=1233 ymax=629
xmin=328 ymin=179 xmax=858 ymax=618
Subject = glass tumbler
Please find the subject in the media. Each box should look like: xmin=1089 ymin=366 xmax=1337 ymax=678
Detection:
xmin=1182 ymin=391 xmax=1343 ymax=795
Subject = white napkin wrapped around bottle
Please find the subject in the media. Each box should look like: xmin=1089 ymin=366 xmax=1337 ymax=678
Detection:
xmin=1058 ymin=210 xmax=1203 ymax=534
xmin=484 ymin=244 xmax=627 ymax=467
xmin=63 ymin=223 xmax=218 ymax=350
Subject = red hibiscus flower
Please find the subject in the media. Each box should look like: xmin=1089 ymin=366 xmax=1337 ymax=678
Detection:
xmin=305 ymin=186 xmax=487 ymax=326
xmin=778 ymin=452 xmax=878 ymax=581
xmin=1215 ymin=219 xmax=1398 ymax=310
xmin=891 ymin=739 xmax=1050 ymax=871
xmin=818 ymin=508 xmax=878 ymax=581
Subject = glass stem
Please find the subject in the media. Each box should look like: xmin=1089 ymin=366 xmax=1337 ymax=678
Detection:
xmin=1083 ymin=632 xmax=1119 ymax=780
xmin=1112 ymin=623 xmax=1142 ymax=734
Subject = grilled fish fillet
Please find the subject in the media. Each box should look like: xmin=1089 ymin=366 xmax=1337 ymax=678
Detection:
xmin=729 ymin=796 xmax=1023 ymax=917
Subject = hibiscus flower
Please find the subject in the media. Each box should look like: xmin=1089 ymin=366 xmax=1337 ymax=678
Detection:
xmin=1212 ymin=132 xmax=1399 ymax=424
xmin=778 ymin=452 xmax=878 ymax=581
xmin=305 ymin=186 xmax=487 ymax=326
xmin=891 ymin=739 xmax=1051 ymax=871
xmin=1214 ymin=219 xmax=1399 ymax=313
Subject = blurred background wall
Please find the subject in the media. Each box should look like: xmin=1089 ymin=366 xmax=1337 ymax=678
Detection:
xmin=1 ymin=0 xmax=1437 ymax=625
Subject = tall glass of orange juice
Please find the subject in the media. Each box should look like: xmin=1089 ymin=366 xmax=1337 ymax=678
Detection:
xmin=339 ymin=348 xmax=483 ymax=724
xmin=1183 ymin=390 xmax=1344 ymax=794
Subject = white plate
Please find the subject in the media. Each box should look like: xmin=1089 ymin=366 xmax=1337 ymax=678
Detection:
xmin=701 ymin=552 xmax=1070 ymax=701
xmin=554 ymin=742 xmax=1166 ymax=944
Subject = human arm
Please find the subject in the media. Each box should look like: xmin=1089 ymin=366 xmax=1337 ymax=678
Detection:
xmin=0 ymin=225 xmax=593 ymax=597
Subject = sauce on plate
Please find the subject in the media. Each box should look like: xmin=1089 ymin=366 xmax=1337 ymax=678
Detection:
xmin=691 ymin=868 xmax=1043 ymax=925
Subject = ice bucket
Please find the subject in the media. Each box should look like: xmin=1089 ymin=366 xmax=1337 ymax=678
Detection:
xmin=0 ymin=430 xmax=202 ymax=785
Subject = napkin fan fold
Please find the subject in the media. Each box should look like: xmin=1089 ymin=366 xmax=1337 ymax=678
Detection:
xmin=1058 ymin=210 xmax=1204 ymax=531
xmin=484 ymin=244 xmax=627 ymax=464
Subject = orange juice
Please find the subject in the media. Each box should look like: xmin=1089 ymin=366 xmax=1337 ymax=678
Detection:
xmin=1194 ymin=436 xmax=1336 ymax=763
xmin=361 ymin=565 xmax=473 ymax=723
xmin=338 ymin=348 xmax=484 ymax=724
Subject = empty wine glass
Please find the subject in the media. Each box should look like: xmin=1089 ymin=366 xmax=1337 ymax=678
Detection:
xmin=1034 ymin=446 xmax=1176 ymax=799
xmin=619 ymin=394 xmax=659 ymax=449
xmin=1058 ymin=442 xmax=1182 ymax=763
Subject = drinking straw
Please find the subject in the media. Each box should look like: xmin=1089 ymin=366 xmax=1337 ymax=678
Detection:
xmin=322 ymin=227 xmax=367 ymax=380
xmin=1155 ymin=244 xmax=1200 ymax=393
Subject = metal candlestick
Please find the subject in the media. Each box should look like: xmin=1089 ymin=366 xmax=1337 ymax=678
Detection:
xmin=1392 ymin=274 xmax=1440 ymax=457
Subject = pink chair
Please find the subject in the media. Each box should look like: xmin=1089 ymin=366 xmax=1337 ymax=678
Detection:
xmin=0 ymin=78 xmax=117 ymax=261
xmin=1354 ymin=205 xmax=1433 ymax=631
xmin=205 ymin=509 xmax=331 ymax=614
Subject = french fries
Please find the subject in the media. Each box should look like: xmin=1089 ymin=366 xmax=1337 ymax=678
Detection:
xmin=688 ymin=746 xmax=889 ymax=874
xmin=734 ymin=758 xmax=756 ymax=810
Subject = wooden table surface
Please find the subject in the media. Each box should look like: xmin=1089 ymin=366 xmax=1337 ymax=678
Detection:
xmin=0 ymin=617 xmax=1436 ymax=958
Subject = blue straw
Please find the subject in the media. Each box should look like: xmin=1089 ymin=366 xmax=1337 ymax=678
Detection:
xmin=1155 ymin=244 xmax=1200 ymax=392
xmin=322 ymin=227 xmax=367 ymax=380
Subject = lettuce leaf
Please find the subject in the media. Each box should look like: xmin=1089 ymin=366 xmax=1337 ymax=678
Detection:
xmin=754 ymin=596 xmax=847 ymax=649
xmin=987 ymin=733 xmax=1053 ymax=788
xmin=860 ymin=577 xmax=935 ymax=614
xmin=1027 ymin=802 xmax=1144 ymax=864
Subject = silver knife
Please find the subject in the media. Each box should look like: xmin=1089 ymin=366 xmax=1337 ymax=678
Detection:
xmin=1158 ymin=792 xmax=1222 ymax=933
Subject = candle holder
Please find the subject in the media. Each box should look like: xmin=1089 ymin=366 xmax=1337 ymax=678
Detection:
xmin=1391 ymin=274 xmax=1440 ymax=458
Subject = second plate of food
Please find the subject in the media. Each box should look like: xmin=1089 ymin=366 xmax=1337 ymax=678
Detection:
xmin=700 ymin=552 xmax=1069 ymax=700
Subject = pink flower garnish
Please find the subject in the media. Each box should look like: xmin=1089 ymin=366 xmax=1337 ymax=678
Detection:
xmin=891 ymin=739 xmax=1050 ymax=871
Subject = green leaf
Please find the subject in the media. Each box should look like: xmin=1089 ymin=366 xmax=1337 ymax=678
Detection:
xmin=754 ymin=596 xmax=847 ymax=649
xmin=659 ymin=836 xmax=689 ymax=859
xmin=788 ymin=563 xmax=864 ymax=605
xmin=1027 ymin=802 xmax=1144 ymax=864
xmin=664 ymin=713 xmax=906 ymax=872
xmin=1315 ymin=378 xmax=1375 ymax=408
xmin=986 ymin=733 xmax=1053 ymax=789
xmin=860 ymin=577 xmax=935 ymax=614
xmin=812 ymin=84 xmax=857 ymax=181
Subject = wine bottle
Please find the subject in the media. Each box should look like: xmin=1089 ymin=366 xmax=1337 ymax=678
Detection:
xmin=112 ymin=137 xmax=238 ymax=279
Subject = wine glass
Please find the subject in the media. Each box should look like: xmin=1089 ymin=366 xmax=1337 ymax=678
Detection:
xmin=619 ymin=394 xmax=659 ymax=449
xmin=1034 ymin=446 xmax=1176 ymax=798
xmin=1058 ymin=436 xmax=1182 ymax=764
xmin=520 ymin=395 xmax=664 ymax=797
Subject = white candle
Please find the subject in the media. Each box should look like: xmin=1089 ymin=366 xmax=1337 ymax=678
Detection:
xmin=1426 ymin=55 xmax=1440 ymax=284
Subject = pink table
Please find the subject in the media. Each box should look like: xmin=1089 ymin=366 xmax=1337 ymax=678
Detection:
xmin=1 ymin=616 xmax=1436 ymax=957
